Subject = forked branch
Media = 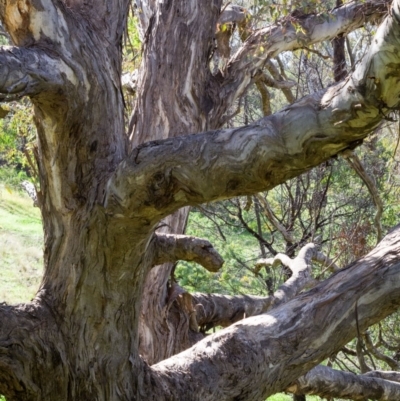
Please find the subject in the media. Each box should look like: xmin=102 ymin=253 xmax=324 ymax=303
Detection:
xmin=192 ymin=243 xmax=320 ymax=328
xmin=106 ymin=0 xmax=400 ymax=223
xmin=151 ymin=225 xmax=400 ymax=400
xmin=211 ymin=0 xmax=390 ymax=124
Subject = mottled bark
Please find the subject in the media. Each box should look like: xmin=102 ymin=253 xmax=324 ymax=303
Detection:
xmin=210 ymin=0 xmax=390 ymax=125
xmin=131 ymin=0 xmax=392 ymax=365
xmin=151 ymin=225 xmax=400 ymax=400
xmin=150 ymin=233 xmax=224 ymax=272
xmin=129 ymin=0 xmax=222 ymax=365
xmin=1 ymin=0 xmax=400 ymax=400
xmin=333 ymin=0 xmax=347 ymax=82
xmin=288 ymin=365 xmax=400 ymax=400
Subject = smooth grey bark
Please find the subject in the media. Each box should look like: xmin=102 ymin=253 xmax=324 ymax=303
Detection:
xmin=1 ymin=0 xmax=400 ymax=400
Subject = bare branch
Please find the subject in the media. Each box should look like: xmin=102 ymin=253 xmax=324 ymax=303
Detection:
xmin=151 ymin=233 xmax=224 ymax=272
xmin=151 ymin=225 xmax=400 ymax=400
xmin=257 ymin=243 xmax=320 ymax=307
xmin=287 ymin=365 xmax=400 ymax=400
xmin=256 ymin=194 xmax=295 ymax=243
xmin=218 ymin=4 xmax=247 ymax=26
xmin=364 ymin=331 xmax=400 ymax=370
xmin=192 ymin=293 xmax=273 ymax=328
xmin=193 ymin=242 xmax=321 ymax=328
xmin=106 ymin=0 xmax=400 ymax=223
xmin=364 ymin=370 xmax=400 ymax=382
xmin=258 ymin=72 xmax=297 ymax=90
xmin=211 ymin=0 xmax=390 ymax=124
xmin=313 ymin=251 xmax=340 ymax=272
xmin=265 ymin=59 xmax=295 ymax=104
xmin=341 ymin=149 xmax=384 ymax=242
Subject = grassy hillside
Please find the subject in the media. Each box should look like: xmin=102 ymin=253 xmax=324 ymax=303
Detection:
xmin=0 ymin=183 xmax=43 ymax=303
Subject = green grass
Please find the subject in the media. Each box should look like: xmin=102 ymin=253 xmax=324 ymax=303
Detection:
xmin=267 ymin=395 xmax=320 ymax=401
xmin=0 ymin=184 xmax=43 ymax=303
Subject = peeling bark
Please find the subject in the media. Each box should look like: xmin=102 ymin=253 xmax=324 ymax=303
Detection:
xmin=151 ymin=225 xmax=400 ymax=400
xmin=288 ymin=365 xmax=400 ymax=400
xmin=210 ymin=0 xmax=390 ymax=125
xmin=1 ymin=0 xmax=400 ymax=399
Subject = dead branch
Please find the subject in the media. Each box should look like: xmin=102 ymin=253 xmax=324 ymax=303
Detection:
xmin=151 ymin=233 xmax=224 ymax=272
xmin=341 ymin=149 xmax=384 ymax=242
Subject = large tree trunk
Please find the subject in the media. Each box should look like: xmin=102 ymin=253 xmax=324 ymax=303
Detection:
xmin=129 ymin=0 xmax=221 ymax=364
xmin=2 ymin=0 xmax=400 ymax=400
xmin=132 ymin=0 xmax=391 ymax=365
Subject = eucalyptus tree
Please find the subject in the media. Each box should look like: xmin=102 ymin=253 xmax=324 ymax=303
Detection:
xmin=2 ymin=0 xmax=400 ymax=400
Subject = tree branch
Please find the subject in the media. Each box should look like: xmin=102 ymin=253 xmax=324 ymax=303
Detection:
xmin=0 ymin=47 xmax=72 ymax=100
xmin=364 ymin=370 xmax=400 ymax=382
xmin=150 ymin=224 xmax=400 ymax=400
xmin=105 ymin=0 xmax=400 ymax=223
xmin=363 ymin=331 xmax=400 ymax=370
xmin=191 ymin=242 xmax=320 ymax=329
xmin=192 ymin=293 xmax=273 ymax=329
xmin=341 ymin=149 xmax=384 ymax=242
xmin=256 ymin=243 xmax=319 ymax=307
xmin=0 ymin=301 xmax=63 ymax=400
xmin=151 ymin=233 xmax=224 ymax=272
xmin=211 ymin=0 xmax=390 ymax=125
xmin=287 ymin=365 xmax=400 ymax=400
xmin=256 ymin=194 xmax=295 ymax=243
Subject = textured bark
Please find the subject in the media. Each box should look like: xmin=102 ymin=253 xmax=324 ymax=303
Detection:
xmin=129 ymin=0 xmax=222 ymax=365
xmin=132 ymin=0 xmax=392 ymax=365
xmin=187 ymin=243 xmax=318 ymax=330
xmin=288 ymin=365 xmax=400 ymax=400
xmin=333 ymin=0 xmax=347 ymax=82
xmin=1 ymin=0 xmax=400 ymax=400
xmin=210 ymin=0 xmax=390 ymax=125
xmin=151 ymin=225 xmax=400 ymax=400
xmin=151 ymin=233 xmax=224 ymax=272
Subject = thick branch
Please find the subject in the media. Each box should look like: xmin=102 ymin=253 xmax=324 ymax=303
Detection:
xmin=192 ymin=243 xmax=319 ymax=328
xmin=151 ymin=233 xmax=224 ymax=272
xmin=288 ymin=365 xmax=400 ymax=400
xmin=364 ymin=370 xmax=400 ymax=382
xmin=192 ymin=293 xmax=273 ymax=328
xmin=0 ymin=301 xmax=63 ymax=400
xmin=106 ymin=0 xmax=400 ymax=224
xmin=150 ymin=225 xmax=400 ymax=400
xmin=211 ymin=0 xmax=389 ymax=124
xmin=0 ymin=47 xmax=70 ymax=101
